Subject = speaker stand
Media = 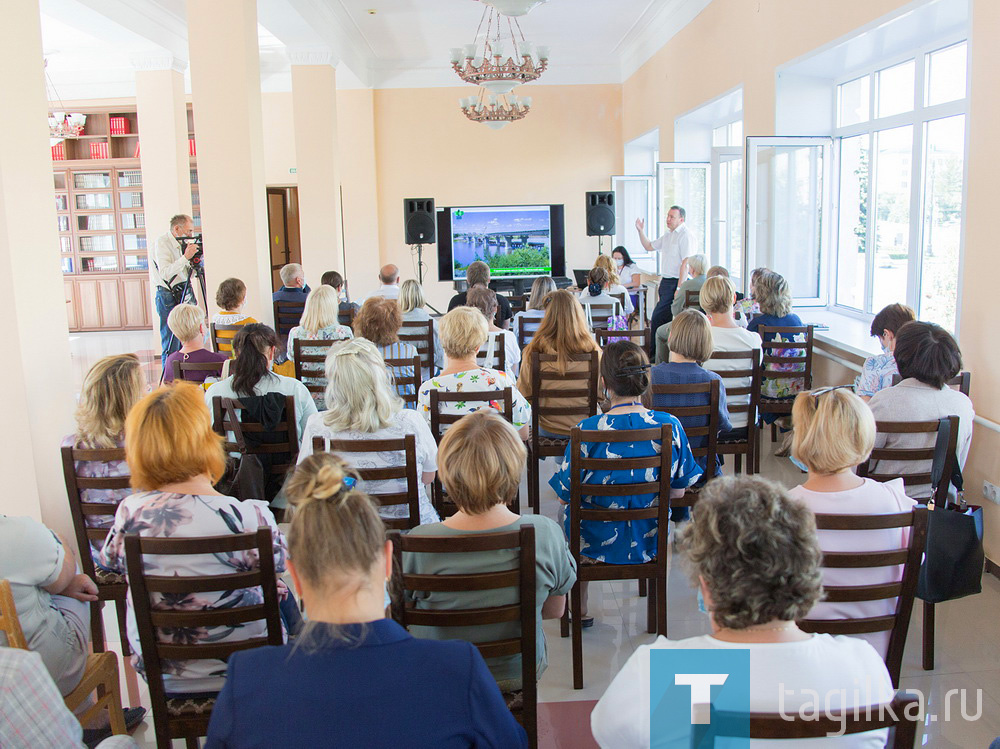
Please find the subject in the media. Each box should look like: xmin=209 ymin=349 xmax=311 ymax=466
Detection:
xmin=412 ymin=243 xmax=442 ymax=314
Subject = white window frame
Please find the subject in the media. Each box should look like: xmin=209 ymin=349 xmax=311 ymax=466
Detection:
xmin=610 ymin=174 xmax=657 ymax=269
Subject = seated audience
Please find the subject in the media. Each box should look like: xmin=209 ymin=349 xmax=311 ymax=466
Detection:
xmin=403 ymin=410 xmax=576 ymax=689
xmin=321 ymin=270 xmax=359 ymax=319
xmin=789 ymin=386 xmax=915 ymax=657
xmin=590 ymin=475 xmax=893 ymax=748
xmin=611 ymin=246 xmax=642 ymax=290
xmin=204 ymin=452 xmax=527 ymax=749
xmin=205 ymin=324 xmax=317 ymax=439
xmin=297 ymin=338 xmax=439 ymax=524
xmin=550 ymin=342 xmax=701 ymax=625
xmin=62 ymin=354 xmax=144 ymax=566
xmin=286 ymin=285 xmax=354 ymax=407
xmin=699 ymin=276 xmax=762 ymax=434
xmin=855 ymin=303 xmax=917 ymax=401
xmin=511 ymin=275 xmax=556 ymax=342
xmin=670 ymin=253 xmax=708 ymax=317
xmin=868 ymin=321 xmax=975 ymax=499
xmin=212 ymin=278 xmax=257 ymax=356
xmin=399 ymin=279 xmax=444 ymax=375
xmin=735 ymin=266 xmax=767 ymax=321
xmin=578 ymin=266 xmax=624 ymax=327
xmin=353 ymin=297 xmax=420 ymax=404
xmin=651 ymin=309 xmax=733 ymax=477
xmin=363 ymin=263 xmax=401 ymax=302
xmin=448 ymin=260 xmax=513 ymax=329
xmin=588 ymin=254 xmax=634 ymax=315
xmin=418 ymin=306 xmax=530 ymax=439
xmin=467 ymin=286 xmax=521 ymax=378
xmin=746 ymin=270 xmax=806 ymax=410
xmin=100 ymin=384 xmax=297 ymax=696
xmin=163 ymin=304 xmax=228 ymax=383
xmin=517 ymin=289 xmax=601 ymax=438
xmin=272 ymin=263 xmax=310 ymax=303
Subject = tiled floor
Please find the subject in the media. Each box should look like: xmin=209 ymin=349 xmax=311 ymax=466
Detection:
xmin=73 ymin=330 xmax=1000 ymax=748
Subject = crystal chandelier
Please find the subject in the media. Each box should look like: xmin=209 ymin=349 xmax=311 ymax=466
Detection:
xmin=44 ymin=60 xmax=86 ymax=142
xmin=459 ymin=90 xmax=533 ymax=131
xmin=482 ymin=0 xmax=548 ymax=16
xmin=449 ymin=4 xmax=548 ymax=96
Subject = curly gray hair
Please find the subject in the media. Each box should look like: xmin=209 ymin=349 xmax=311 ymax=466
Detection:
xmin=677 ymin=476 xmax=824 ymax=630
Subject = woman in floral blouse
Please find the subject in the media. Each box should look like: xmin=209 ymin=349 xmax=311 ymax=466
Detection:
xmin=417 ymin=306 xmax=531 ymax=439
xmin=99 ymin=383 xmax=295 ymax=696
xmin=62 ymin=353 xmax=145 ymax=567
xmin=286 ymin=285 xmax=354 ymax=408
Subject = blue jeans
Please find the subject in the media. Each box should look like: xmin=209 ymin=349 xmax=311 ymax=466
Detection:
xmin=155 ymin=287 xmax=180 ymax=366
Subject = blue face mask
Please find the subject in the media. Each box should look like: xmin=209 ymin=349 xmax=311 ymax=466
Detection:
xmin=697 ymin=588 xmax=708 ymax=615
xmin=881 ymin=342 xmax=892 ymax=355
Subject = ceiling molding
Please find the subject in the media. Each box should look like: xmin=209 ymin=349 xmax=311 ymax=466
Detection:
xmin=269 ymin=0 xmax=374 ymax=87
xmin=287 ymin=46 xmax=338 ymax=67
xmin=62 ymin=0 xmax=189 ymax=65
xmin=616 ymin=0 xmax=714 ymax=82
xmin=129 ymin=53 xmax=186 ymax=72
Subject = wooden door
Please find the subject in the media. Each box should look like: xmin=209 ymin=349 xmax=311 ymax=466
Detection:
xmin=267 ymin=189 xmax=289 ymax=292
xmin=98 ymin=278 xmax=122 ymax=328
xmin=76 ymin=279 xmax=102 ymax=329
xmin=64 ymin=280 xmax=79 ymax=331
xmin=120 ymin=276 xmax=149 ymax=328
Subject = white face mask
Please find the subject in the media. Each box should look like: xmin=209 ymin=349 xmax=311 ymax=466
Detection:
xmin=614 ymin=258 xmax=624 ymax=268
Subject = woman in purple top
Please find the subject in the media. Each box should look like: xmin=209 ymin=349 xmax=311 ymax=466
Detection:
xmin=163 ymin=303 xmax=228 ymax=384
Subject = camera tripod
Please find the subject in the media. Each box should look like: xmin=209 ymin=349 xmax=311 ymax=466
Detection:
xmin=159 ymin=260 xmax=209 ymax=384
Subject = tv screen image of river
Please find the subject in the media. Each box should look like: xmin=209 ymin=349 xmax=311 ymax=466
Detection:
xmin=450 ymin=205 xmax=552 ymax=279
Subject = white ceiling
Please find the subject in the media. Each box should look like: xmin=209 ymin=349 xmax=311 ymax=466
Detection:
xmin=40 ymin=0 xmax=713 ymax=100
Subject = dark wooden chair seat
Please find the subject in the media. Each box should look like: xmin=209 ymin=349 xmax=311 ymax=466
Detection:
xmin=165 ymin=696 xmax=217 ymax=717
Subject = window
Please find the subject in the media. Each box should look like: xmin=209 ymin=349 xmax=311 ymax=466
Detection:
xmin=833 ymin=40 xmax=967 ymax=330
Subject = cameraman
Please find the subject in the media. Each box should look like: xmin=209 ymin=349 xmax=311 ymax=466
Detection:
xmin=152 ymin=214 xmax=200 ymax=364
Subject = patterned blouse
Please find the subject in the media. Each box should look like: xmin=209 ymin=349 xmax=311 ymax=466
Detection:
xmin=855 ymin=352 xmax=898 ymax=398
xmin=417 ymin=368 xmax=531 ymax=431
xmin=286 ymin=324 xmax=354 ymax=407
xmin=99 ymin=491 xmax=288 ymax=694
xmin=549 ymin=410 xmax=702 ymax=564
xmin=61 ymin=434 xmax=129 ymax=569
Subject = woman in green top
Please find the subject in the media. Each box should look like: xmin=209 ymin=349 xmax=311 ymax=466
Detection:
xmin=403 ymin=410 xmax=577 ymax=689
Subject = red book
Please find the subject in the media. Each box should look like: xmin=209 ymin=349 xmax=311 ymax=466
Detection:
xmin=110 ymin=116 xmax=130 ymax=135
xmin=189 ymin=138 xmax=196 ymax=156
xmin=89 ymin=141 xmax=109 ymax=159
xmin=134 ymin=142 xmax=141 ymax=158
xmin=51 ymin=142 xmax=65 ymax=160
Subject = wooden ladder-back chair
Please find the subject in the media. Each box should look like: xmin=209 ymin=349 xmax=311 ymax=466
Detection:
xmin=891 ymin=370 xmax=971 ymax=396
xmin=595 ymin=327 xmax=651 ymax=351
xmin=525 ymin=351 xmax=600 ymax=515
xmin=583 ymin=303 xmax=618 ymax=331
xmin=684 ymin=288 xmax=701 ymax=310
xmin=476 ymin=335 xmax=508 ymax=374
xmin=338 ymin=306 xmax=356 ymax=328
xmin=756 ymin=324 xmax=815 ymax=469
xmin=648 ymin=379 xmax=721 ymax=504
xmin=389 ymin=525 xmax=538 ymax=748
xmin=171 ymin=359 xmax=225 ymax=383
xmin=124 ymin=529 xmax=283 ymax=749
xmin=560 ymin=424 xmax=672 ymax=689
xmin=61 ymin=444 xmax=142 ymax=705
xmin=507 ymin=294 xmax=528 ymax=315
xmin=383 ymin=353 xmax=422 ymax=409
xmin=516 ymin=314 xmax=542 ymax=349
xmin=292 ymin=338 xmax=342 ymax=400
xmin=312 ymin=434 xmax=421 ymax=530
xmin=858 ymin=416 xmax=959 ymax=672
xmin=428 ymin=387 xmax=520 ymax=516
xmin=798 ymin=506 xmax=928 ymax=687
xmin=706 ymin=349 xmax=761 ymax=474
xmin=0 ymin=579 xmax=128 ymax=736
xmin=210 ymin=323 xmax=245 ymax=356
xmin=272 ymin=299 xmax=305 ymax=339
xmin=399 ymin=319 xmax=436 ymax=377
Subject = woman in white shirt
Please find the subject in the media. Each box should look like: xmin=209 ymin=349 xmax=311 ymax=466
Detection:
xmin=398 ymin=279 xmax=444 ymax=376
xmin=512 ymin=275 xmax=555 ymax=347
xmin=467 ymin=286 xmax=521 ymax=378
xmin=298 ymin=337 xmax=439 ymax=525
xmin=698 ymin=276 xmax=762 ymax=433
xmin=788 ymin=386 xmax=915 ymax=659
xmin=578 ymin=266 xmax=624 ymax=329
xmin=612 ymin=246 xmax=642 ymax=290
xmin=591 ymin=475 xmax=893 ymax=749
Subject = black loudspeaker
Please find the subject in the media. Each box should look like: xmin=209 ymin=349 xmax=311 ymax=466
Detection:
xmin=586 ymin=191 xmax=615 ymax=236
xmin=404 ymin=198 xmax=436 ymax=244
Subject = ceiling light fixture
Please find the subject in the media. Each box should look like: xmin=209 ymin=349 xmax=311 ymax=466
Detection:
xmin=459 ymin=89 xmax=532 ymax=131
xmin=481 ymin=0 xmax=548 ymax=16
xmin=43 ymin=60 xmax=86 ymax=142
xmin=450 ymin=4 xmax=548 ymax=96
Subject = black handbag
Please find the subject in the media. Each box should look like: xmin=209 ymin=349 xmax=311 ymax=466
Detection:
xmin=214 ymin=401 xmax=267 ymax=503
xmin=916 ymin=416 xmax=984 ymax=604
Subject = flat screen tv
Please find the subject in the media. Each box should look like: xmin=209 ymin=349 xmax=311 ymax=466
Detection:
xmin=436 ymin=204 xmax=565 ymax=282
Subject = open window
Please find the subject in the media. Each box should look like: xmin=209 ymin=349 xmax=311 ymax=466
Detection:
xmin=610 ymin=175 xmax=655 ymax=272
xmin=656 ymin=162 xmax=711 ymax=275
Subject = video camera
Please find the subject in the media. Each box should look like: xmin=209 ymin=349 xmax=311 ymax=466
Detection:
xmin=177 ymin=234 xmax=204 ymax=270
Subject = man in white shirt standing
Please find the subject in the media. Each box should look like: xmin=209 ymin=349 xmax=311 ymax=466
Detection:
xmin=151 ymin=214 xmax=200 ymax=364
xmin=363 ymin=264 xmax=402 ymax=302
xmin=636 ymin=205 xmax=698 ymax=355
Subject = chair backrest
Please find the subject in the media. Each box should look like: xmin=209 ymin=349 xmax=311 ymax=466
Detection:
xmin=292 ymin=338 xmax=342 ymax=396
xmin=797 ymin=506 xmax=928 ymax=687
xmin=389 ymin=525 xmax=538 ymax=748
xmin=516 ymin=314 xmax=543 ymax=349
xmin=273 ymin=300 xmax=306 ymax=337
xmin=528 ymin=351 xmax=599 ymax=451
xmin=567 ymin=424 xmax=673 ymax=561
xmin=210 ymin=323 xmax=245 ymax=355
xmin=703 ymin=691 xmax=919 ymax=747
xmin=684 ymin=288 xmax=701 ymax=309
xmin=338 ymin=306 xmax=356 ymax=328
xmin=171 ymin=358 xmax=225 ymax=383
xmin=857 ymin=416 xmax=958 ymax=504
xmin=583 ymin=303 xmax=617 ymax=330
xmin=399 ymin=320 xmax=435 ymax=372
xmin=313 ymin=434 xmax=420 ymax=530
xmin=649 ymin=378 xmax=720 ymax=490
xmin=124 ymin=529 xmax=284 ymax=721
xmin=60 ymin=445 xmax=131 ymax=582
xmin=507 ymin=294 xmax=527 ymax=315
xmin=0 ymin=579 xmax=27 ymax=649
xmin=758 ymin=325 xmax=815 ymax=390
xmin=891 ymin=371 xmax=971 ymax=396
xmin=477 ymin=334 xmax=507 ymax=373
xmin=611 ymin=292 xmax=626 ymax=311
xmin=211 ymin=395 xmax=300 ymax=478
xmin=595 ymin=328 xmax=650 ymax=351
xmin=382 ymin=354 xmax=422 ymax=408
xmin=428 ymin=387 xmax=514 ymax=442
xmin=706 ymin=349 xmax=761 ymax=431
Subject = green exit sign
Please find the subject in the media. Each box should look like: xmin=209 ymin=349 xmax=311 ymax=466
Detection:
xmin=289 ymin=167 xmax=297 ymax=174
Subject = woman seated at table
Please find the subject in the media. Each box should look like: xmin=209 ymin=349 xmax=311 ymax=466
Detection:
xmin=211 ymin=277 xmax=257 ymax=356
xmin=612 ymin=246 xmax=642 ymax=290
xmin=398 ymin=279 xmax=444 ymax=377
xmin=591 ymin=475 xmax=894 ymax=748
xmin=204 ymin=451 xmax=527 ymax=749
xmin=467 ymin=286 xmax=521 ymax=378
xmin=418 ymin=306 xmax=530 ymax=439
xmin=788 ymin=386 xmax=915 ymax=658
xmin=511 ymin=275 xmax=556 ymax=345
xmin=286 ymin=285 xmax=354 ymax=408
xmin=578 ymin=267 xmax=624 ymax=328
xmin=550 ymin=341 xmax=702 ymax=626
xmin=297 ymin=337 xmax=439 ymax=525
xmin=100 ymin=383 xmax=299 ymax=697
xmin=353 ymin=296 xmax=420 ymax=405
xmin=163 ymin=304 xmax=228 ymax=384
xmin=403 ymin=410 xmax=576 ymax=690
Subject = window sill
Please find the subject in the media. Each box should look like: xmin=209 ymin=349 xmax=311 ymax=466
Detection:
xmin=793 ymin=307 xmax=880 ymax=361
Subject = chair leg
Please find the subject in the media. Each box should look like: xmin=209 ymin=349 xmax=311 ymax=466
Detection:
xmin=771 ymin=423 xmax=778 ymax=443
xmin=528 ymin=451 xmax=539 ymax=515
xmin=560 ymin=606 xmax=569 ymax=638
xmin=571 ymin=581 xmax=584 ymax=689
xmin=113 ymin=597 xmax=140 ymax=706
xmin=656 ymin=574 xmax=667 ymax=637
xmin=90 ymin=600 xmax=106 ymax=652
xmin=185 ymin=738 xmax=201 ymax=749
xmin=735 ymin=454 xmax=742 ymax=474
xmin=923 ymin=601 xmax=935 ymax=671
xmin=646 ymin=581 xmax=656 ymax=635
xmin=638 ymin=578 xmax=647 ymax=598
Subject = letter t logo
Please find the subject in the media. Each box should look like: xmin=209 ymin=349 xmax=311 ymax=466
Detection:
xmin=675 ymin=673 xmax=729 ymax=724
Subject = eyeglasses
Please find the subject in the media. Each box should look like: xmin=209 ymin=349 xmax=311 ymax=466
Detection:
xmin=810 ymin=384 xmax=855 ymax=397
